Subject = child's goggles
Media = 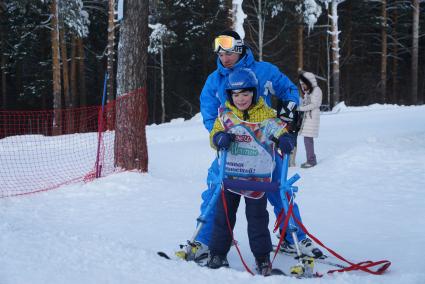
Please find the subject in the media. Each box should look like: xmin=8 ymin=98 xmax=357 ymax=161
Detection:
xmin=231 ymin=88 xmax=253 ymax=95
xmin=213 ymin=35 xmax=244 ymax=54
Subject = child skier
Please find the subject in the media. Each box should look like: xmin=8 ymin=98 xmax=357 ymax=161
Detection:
xmin=206 ymin=68 xmax=296 ymax=276
xmin=298 ymin=71 xmax=323 ymax=168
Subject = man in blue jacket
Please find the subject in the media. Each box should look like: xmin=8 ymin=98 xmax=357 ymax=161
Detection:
xmin=187 ymin=30 xmax=322 ymax=263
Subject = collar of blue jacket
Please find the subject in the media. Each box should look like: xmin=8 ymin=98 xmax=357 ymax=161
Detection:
xmin=216 ymin=48 xmax=255 ymax=75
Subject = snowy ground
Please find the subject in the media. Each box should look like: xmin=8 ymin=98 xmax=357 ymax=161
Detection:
xmin=1 ymin=104 xmax=424 ymax=284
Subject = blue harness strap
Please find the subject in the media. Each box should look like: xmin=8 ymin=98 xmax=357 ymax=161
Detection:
xmin=222 ymin=178 xmax=279 ymax=193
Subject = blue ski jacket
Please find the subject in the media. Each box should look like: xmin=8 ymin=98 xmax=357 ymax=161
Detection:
xmin=200 ymin=48 xmax=300 ymax=132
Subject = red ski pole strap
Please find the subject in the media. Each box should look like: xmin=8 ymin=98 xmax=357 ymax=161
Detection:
xmin=273 ymin=208 xmax=285 ymax=233
xmin=272 ymin=192 xmax=295 ymax=234
xmin=291 ymin=214 xmax=391 ymax=275
xmin=271 ymin=200 xmax=294 ymax=265
xmin=221 ymin=189 xmax=255 ymax=276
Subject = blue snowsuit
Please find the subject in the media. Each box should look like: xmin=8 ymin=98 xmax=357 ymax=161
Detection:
xmin=197 ymin=48 xmax=306 ymax=245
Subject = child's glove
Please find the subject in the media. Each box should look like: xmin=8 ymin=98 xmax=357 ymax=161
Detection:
xmin=278 ymin=133 xmax=296 ymax=154
xmin=213 ymin=131 xmax=233 ymax=150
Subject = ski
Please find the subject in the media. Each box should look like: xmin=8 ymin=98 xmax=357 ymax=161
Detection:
xmin=157 ymin=251 xmax=171 ymax=260
xmin=272 ymin=245 xmax=347 ymax=269
xmin=157 ymin=251 xmax=209 ymax=266
xmin=292 ymin=253 xmax=347 ymax=269
xmin=157 ymin=250 xmax=321 ymax=278
xmin=270 ymin=268 xmax=286 ymax=276
xmin=315 ymin=256 xmax=347 ymax=269
xmin=269 ymin=268 xmax=322 ymax=278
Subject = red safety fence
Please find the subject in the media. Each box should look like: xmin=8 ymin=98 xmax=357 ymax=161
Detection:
xmin=0 ymin=99 xmax=119 ymax=198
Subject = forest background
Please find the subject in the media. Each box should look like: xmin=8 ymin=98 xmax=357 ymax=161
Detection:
xmin=0 ymin=0 xmax=424 ymax=125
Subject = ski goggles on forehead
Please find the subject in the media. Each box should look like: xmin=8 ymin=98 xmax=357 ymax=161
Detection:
xmin=213 ymin=35 xmax=244 ymax=54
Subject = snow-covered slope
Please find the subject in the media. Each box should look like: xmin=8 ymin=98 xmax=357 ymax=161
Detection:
xmin=1 ymin=105 xmax=424 ymax=284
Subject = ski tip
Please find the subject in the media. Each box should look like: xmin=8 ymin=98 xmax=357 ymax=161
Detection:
xmin=270 ymin=268 xmax=287 ymax=276
xmin=157 ymin=251 xmax=171 ymax=259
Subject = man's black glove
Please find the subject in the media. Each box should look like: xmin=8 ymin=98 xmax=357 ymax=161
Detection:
xmin=278 ymin=101 xmax=297 ymax=123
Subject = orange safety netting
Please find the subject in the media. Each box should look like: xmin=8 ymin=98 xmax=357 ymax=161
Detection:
xmin=0 ymin=99 xmax=119 ymax=198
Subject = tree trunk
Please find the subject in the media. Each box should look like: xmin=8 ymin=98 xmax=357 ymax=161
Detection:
xmin=226 ymin=0 xmax=234 ymax=29
xmin=152 ymin=55 xmax=157 ymax=123
xmin=380 ymin=0 xmax=388 ymax=104
xmin=411 ymin=0 xmax=419 ymax=104
xmin=1 ymin=54 xmax=6 ymax=110
xmin=115 ymin=0 xmax=149 ymax=172
xmin=330 ymin=0 xmax=341 ymax=107
xmin=297 ymin=17 xmax=303 ymax=72
xmin=59 ymin=21 xmax=71 ymax=134
xmin=232 ymin=0 xmax=246 ymax=38
xmin=160 ymin=41 xmax=165 ymax=123
xmin=77 ymin=36 xmax=87 ymax=132
xmin=51 ymin=0 xmax=62 ymax=135
xmin=106 ymin=0 xmax=116 ymax=130
xmin=391 ymin=4 xmax=399 ymax=104
xmin=70 ymin=35 xmax=78 ymax=108
xmin=343 ymin=0 xmax=352 ymax=104
xmin=60 ymin=21 xmax=70 ymax=109
xmin=326 ymin=13 xmax=331 ymax=107
xmin=69 ymin=35 xmax=78 ymax=132
xmin=107 ymin=0 xmax=115 ymax=103
xmin=257 ymin=0 xmax=263 ymax=61
xmin=1 ymin=14 xmax=6 ymax=110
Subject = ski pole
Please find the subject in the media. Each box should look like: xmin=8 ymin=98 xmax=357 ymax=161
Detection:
xmin=268 ymin=136 xmax=300 ymax=230
xmin=278 ymin=153 xmax=300 ymax=234
xmin=279 ymin=154 xmax=315 ymax=276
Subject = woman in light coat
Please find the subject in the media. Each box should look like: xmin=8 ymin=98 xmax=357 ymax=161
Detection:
xmin=298 ymin=71 xmax=322 ymax=168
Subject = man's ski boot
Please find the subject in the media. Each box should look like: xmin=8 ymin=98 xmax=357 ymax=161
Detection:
xmin=277 ymin=236 xmax=323 ymax=258
xmin=298 ymin=238 xmax=323 ymax=258
xmin=206 ymin=254 xmax=229 ymax=269
xmin=279 ymin=240 xmax=297 ymax=254
xmin=175 ymin=241 xmax=209 ymax=263
xmin=255 ymin=255 xmax=272 ymax=276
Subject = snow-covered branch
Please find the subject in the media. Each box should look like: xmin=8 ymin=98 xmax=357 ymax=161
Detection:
xmin=148 ymin=23 xmax=176 ymax=54
xmin=296 ymin=0 xmax=322 ymax=31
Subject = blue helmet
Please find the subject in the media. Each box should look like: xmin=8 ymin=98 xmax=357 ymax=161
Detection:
xmin=225 ymin=68 xmax=259 ymax=104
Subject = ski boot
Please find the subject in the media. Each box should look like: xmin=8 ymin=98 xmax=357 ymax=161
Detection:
xmin=206 ymin=254 xmax=229 ymax=269
xmin=255 ymin=255 xmax=272 ymax=276
xmin=175 ymin=241 xmax=209 ymax=263
xmin=278 ymin=237 xmax=323 ymax=259
xmin=298 ymin=238 xmax=323 ymax=258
